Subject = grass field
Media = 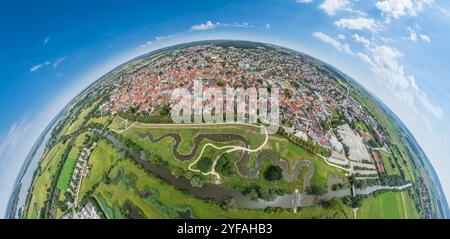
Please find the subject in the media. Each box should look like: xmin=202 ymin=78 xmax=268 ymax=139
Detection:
xmin=265 ymin=134 xmax=346 ymax=190
xmin=56 ymin=146 xmax=80 ymax=192
xmin=126 ymin=130 xmax=242 ymax=174
xmin=79 ymin=139 xmax=119 ymax=201
xmin=124 ymin=123 xmax=265 ymax=154
xmin=123 ymin=123 xmax=345 ymax=194
xmin=358 ymin=191 xmax=419 ymax=219
xmin=88 ymin=115 xmax=110 ymax=126
xmin=25 ymin=142 xmax=69 ymax=218
xmin=93 ymin=158 xmax=353 ymax=219
xmin=379 ymin=151 xmax=399 ymax=175
xmin=66 ymin=103 xmax=98 ymax=135
xmin=56 ymin=132 xmax=91 ymax=193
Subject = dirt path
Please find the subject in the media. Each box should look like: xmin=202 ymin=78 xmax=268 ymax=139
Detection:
xmin=401 ymin=191 xmax=409 ymax=219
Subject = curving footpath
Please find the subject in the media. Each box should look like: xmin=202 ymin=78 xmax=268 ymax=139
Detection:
xmin=130 ymin=124 xmax=314 ymax=187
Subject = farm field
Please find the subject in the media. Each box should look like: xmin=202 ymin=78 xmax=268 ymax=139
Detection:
xmin=358 ymin=191 xmax=419 ymax=219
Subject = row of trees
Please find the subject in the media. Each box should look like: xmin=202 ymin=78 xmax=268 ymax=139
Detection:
xmin=118 ymin=111 xmax=173 ymax=124
xmin=277 ymin=127 xmax=331 ymax=157
xmin=242 ymin=185 xmax=286 ymax=201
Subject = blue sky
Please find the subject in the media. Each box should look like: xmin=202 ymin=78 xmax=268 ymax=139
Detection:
xmin=1 ymin=0 xmax=450 ymax=217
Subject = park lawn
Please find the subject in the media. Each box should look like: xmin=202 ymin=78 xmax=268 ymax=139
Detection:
xmin=58 ymin=132 xmax=92 ymax=193
xmin=55 ymin=192 xmax=69 ymax=218
xmin=195 ymin=152 xmax=214 ymax=173
xmin=124 ymin=123 xmax=265 ymax=154
xmin=74 ymin=132 xmax=91 ymax=146
xmin=126 ymin=123 xmax=344 ymax=194
xmin=127 ymin=132 xmax=179 ymax=163
xmin=267 ymin=134 xmax=345 ymax=189
xmin=127 ymin=130 xmax=242 ymax=172
xmin=56 ymin=146 xmax=80 ymax=192
xmin=225 ymin=158 xmax=306 ymax=194
xmin=380 ymin=151 xmax=398 ymax=175
xmin=358 ymin=191 xmax=419 ymax=219
xmin=29 ymin=206 xmax=39 ymax=219
xmin=56 ymin=132 xmax=92 ymax=191
xmin=87 ymin=115 xmax=110 ymax=126
xmin=79 ymin=140 xmax=119 ymax=201
xmin=109 ymin=116 xmax=132 ymax=131
xmin=191 ymin=141 xmax=243 ymax=173
xmin=39 ymin=142 xmax=64 ymax=173
xmin=390 ymin=146 xmax=412 ymax=181
xmin=243 ymin=153 xmax=257 ymax=170
xmin=26 ymin=142 xmax=69 ymax=218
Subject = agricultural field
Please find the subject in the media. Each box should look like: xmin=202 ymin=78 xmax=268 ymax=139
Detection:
xmin=358 ymin=191 xmax=419 ymax=219
xmin=25 ymin=142 xmax=69 ymax=218
xmin=79 ymin=140 xmax=119 ymax=201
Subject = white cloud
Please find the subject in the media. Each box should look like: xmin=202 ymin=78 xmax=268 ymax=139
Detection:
xmin=313 ymin=31 xmax=353 ymax=54
xmin=419 ymin=92 xmax=442 ymax=118
xmin=154 ymin=33 xmax=179 ymax=41
xmin=420 ymin=34 xmax=431 ymax=42
xmin=334 ymin=17 xmax=382 ymax=32
xmin=352 ymin=39 xmax=442 ymax=118
xmin=223 ymin=22 xmax=253 ymax=28
xmin=190 ymin=21 xmax=220 ymax=31
xmin=320 ymin=0 xmax=350 ymax=15
xmin=140 ymin=41 xmax=153 ymax=48
xmin=43 ymin=37 xmax=50 ymax=45
xmin=437 ymin=5 xmax=450 ymax=17
xmin=403 ymin=27 xmax=431 ymax=43
xmin=0 ymin=119 xmax=33 ymax=168
xmin=352 ymin=33 xmax=372 ymax=48
xmin=189 ymin=21 xmax=254 ymax=32
xmin=338 ymin=34 xmax=346 ymax=40
xmin=30 ymin=61 xmax=50 ymax=72
xmin=52 ymin=56 xmax=68 ymax=68
xmin=406 ymin=27 xmax=418 ymax=42
xmin=375 ymin=0 xmax=433 ymax=20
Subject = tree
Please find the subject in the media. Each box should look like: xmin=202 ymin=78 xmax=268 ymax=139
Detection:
xmin=257 ymin=188 xmax=277 ymax=201
xmin=351 ymin=197 xmax=362 ymax=208
xmin=263 ymin=165 xmax=283 ymax=182
xmin=189 ymin=175 xmax=204 ymax=188
xmin=243 ymin=187 xmax=259 ymax=201
xmin=197 ymin=157 xmax=212 ymax=173
xmin=159 ymin=104 xmax=172 ymax=116
xmin=308 ymin=185 xmax=328 ymax=195
xmin=171 ymin=167 xmax=185 ymax=178
xmin=216 ymin=155 xmax=234 ymax=176
xmin=217 ymin=81 xmax=225 ymax=87
xmin=221 ymin=198 xmax=238 ymax=212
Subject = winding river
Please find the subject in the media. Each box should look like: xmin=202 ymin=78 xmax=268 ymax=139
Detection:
xmin=106 ymin=132 xmax=412 ymax=209
xmin=135 ymin=131 xmax=314 ymax=189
